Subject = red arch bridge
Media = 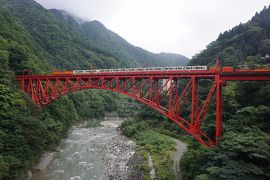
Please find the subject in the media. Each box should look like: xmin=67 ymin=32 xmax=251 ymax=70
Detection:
xmin=16 ymin=67 xmax=270 ymax=147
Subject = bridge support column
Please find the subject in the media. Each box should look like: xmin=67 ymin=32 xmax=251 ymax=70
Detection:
xmin=149 ymin=77 xmax=153 ymax=103
xmin=215 ymin=75 xmax=222 ymax=145
xmin=191 ymin=76 xmax=199 ymax=127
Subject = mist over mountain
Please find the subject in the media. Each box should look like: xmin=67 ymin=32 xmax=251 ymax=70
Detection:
xmin=50 ymin=9 xmax=87 ymax=24
xmin=51 ymin=9 xmax=189 ymax=68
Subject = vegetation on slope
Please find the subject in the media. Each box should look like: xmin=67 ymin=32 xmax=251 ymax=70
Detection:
xmin=121 ymin=118 xmax=176 ymax=180
xmin=181 ymin=6 xmax=270 ymax=180
xmin=120 ymin=104 xmax=190 ymax=180
xmin=1 ymin=0 xmax=188 ymax=70
xmin=81 ymin=20 xmax=189 ymax=67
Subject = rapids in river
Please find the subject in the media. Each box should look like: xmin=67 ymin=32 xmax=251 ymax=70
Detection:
xmin=31 ymin=117 xmax=136 ymax=180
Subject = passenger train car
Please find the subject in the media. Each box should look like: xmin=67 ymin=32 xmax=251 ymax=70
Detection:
xmin=51 ymin=64 xmax=270 ymax=75
xmin=52 ymin=66 xmax=208 ymax=75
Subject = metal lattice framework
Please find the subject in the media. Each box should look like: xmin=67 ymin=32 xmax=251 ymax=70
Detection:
xmin=16 ymin=69 xmax=270 ymax=147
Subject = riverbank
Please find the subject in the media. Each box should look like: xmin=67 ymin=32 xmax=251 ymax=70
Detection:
xmin=121 ymin=118 xmax=184 ymax=179
xmin=99 ymin=120 xmax=138 ymax=179
xmin=27 ymin=152 xmax=55 ymax=179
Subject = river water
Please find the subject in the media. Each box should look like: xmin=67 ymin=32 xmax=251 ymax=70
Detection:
xmin=31 ymin=117 xmax=136 ymax=180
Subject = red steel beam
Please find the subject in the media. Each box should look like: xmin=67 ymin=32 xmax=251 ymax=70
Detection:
xmin=15 ymin=69 xmax=270 ymax=147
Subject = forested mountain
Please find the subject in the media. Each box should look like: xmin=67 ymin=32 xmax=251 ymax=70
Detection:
xmin=181 ymin=6 xmax=270 ymax=180
xmin=0 ymin=0 xmax=188 ymax=70
xmin=0 ymin=0 xmax=187 ymax=179
xmin=79 ymin=18 xmax=188 ymax=67
xmin=52 ymin=9 xmax=188 ymax=67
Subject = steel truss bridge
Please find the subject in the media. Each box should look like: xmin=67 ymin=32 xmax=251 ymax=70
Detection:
xmin=16 ymin=67 xmax=270 ymax=147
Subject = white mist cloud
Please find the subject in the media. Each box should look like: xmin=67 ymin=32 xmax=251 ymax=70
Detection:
xmin=35 ymin=0 xmax=269 ymax=58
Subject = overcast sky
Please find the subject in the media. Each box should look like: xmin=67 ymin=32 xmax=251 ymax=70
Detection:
xmin=34 ymin=0 xmax=269 ymax=58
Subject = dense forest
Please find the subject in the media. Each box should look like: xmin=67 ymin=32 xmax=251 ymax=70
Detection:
xmin=0 ymin=0 xmax=188 ymax=179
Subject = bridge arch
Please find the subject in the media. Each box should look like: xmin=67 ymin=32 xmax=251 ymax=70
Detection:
xmin=17 ymin=72 xmax=225 ymax=147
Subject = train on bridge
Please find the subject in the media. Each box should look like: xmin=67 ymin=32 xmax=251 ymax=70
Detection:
xmin=16 ymin=61 xmax=270 ymax=146
xmin=52 ymin=66 xmax=207 ymax=75
xmin=51 ymin=64 xmax=270 ymax=75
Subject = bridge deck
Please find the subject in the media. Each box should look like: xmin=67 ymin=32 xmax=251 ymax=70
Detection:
xmin=16 ymin=70 xmax=270 ymax=81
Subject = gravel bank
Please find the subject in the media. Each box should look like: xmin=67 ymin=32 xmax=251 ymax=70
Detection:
xmin=100 ymin=120 xmax=142 ymax=179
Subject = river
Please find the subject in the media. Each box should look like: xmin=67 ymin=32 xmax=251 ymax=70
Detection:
xmin=31 ymin=116 xmax=137 ymax=180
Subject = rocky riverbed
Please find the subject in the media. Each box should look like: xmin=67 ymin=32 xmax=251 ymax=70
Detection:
xmin=30 ymin=117 xmax=142 ymax=180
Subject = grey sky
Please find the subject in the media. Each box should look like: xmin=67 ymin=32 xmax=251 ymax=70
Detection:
xmin=34 ymin=0 xmax=269 ymax=58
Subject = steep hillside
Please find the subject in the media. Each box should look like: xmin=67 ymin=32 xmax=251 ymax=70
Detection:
xmin=80 ymin=19 xmax=188 ymax=67
xmin=181 ymin=6 xmax=270 ymax=180
xmin=0 ymin=0 xmax=123 ymax=70
xmin=0 ymin=0 xmax=188 ymax=70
